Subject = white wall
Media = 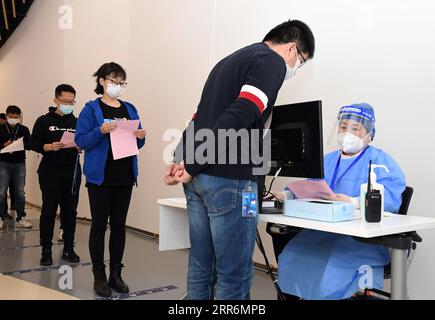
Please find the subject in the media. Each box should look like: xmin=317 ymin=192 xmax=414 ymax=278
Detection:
xmin=0 ymin=0 xmax=434 ymax=299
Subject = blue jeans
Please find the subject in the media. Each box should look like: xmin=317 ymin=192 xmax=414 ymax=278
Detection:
xmin=183 ymin=174 xmax=259 ymax=300
xmin=0 ymin=161 xmax=26 ymax=221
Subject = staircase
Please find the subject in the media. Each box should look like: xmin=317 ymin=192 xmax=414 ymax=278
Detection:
xmin=0 ymin=0 xmax=34 ymax=48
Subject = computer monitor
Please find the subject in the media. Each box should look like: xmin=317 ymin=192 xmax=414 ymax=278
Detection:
xmin=258 ymin=100 xmax=324 ymax=212
xmin=268 ymin=100 xmax=324 ymax=179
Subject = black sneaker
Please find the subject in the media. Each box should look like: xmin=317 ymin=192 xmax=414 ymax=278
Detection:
xmin=2 ymin=213 xmax=13 ymax=220
xmin=40 ymin=251 xmax=53 ymax=266
xmin=62 ymin=248 xmax=80 ymax=263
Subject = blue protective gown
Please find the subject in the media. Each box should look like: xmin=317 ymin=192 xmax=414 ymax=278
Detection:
xmin=278 ymin=146 xmax=406 ymax=300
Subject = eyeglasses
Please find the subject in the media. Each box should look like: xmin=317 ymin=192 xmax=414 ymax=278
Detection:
xmin=296 ymin=47 xmax=307 ymax=68
xmin=57 ymin=99 xmax=76 ymax=106
xmin=105 ymin=78 xmax=128 ymax=88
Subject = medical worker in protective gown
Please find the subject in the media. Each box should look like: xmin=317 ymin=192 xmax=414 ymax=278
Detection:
xmin=277 ymin=103 xmax=406 ymax=300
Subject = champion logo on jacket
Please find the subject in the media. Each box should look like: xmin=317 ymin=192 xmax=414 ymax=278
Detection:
xmin=49 ymin=126 xmax=76 ymax=132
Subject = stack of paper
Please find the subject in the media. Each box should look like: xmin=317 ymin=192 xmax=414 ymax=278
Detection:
xmin=1 ymin=138 xmax=24 ymax=154
xmin=287 ymin=180 xmax=335 ymax=199
xmin=110 ymin=120 xmax=141 ymax=160
xmin=60 ymin=132 xmax=77 ymax=149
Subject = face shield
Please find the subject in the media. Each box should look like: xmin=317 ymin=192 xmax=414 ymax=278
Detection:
xmin=327 ymin=105 xmax=376 ymax=154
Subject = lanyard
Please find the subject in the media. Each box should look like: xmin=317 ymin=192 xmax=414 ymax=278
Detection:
xmin=6 ymin=124 xmax=19 ymax=141
xmin=71 ymin=153 xmax=80 ymax=196
xmin=329 ymin=147 xmax=369 ymax=192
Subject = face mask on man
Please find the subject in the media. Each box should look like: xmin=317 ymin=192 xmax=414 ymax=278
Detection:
xmin=284 ymin=48 xmax=301 ymax=81
xmin=60 ymin=105 xmax=74 ymax=115
xmin=7 ymin=118 xmax=20 ymax=126
xmin=106 ymin=83 xmax=123 ymax=99
xmin=338 ymin=132 xmax=365 ymax=154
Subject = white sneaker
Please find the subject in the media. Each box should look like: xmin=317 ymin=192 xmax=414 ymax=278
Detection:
xmin=8 ymin=210 xmax=17 ymax=219
xmin=57 ymin=229 xmax=64 ymax=242
xmin=16 ymin=219 xmax=32 ymax=229
xmin=0 ymin=220 xmax=4 ymax=230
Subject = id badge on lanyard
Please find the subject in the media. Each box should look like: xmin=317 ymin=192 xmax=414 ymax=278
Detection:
xmin=242 ymin=181 xmax=257 ymax=218
xmin=330 ymin=147 xmax=369 ymax=192
xmin=6 ymin=124 xmax=19 ymax=141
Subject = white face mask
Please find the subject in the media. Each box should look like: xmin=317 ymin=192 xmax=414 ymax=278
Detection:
xmin=106 ymin=83 xmax=123 ymax=99
xmin=284 ymin=49 xmax=301 ymax=81
xmin=285 ymin=64 xmax=297 ymax=81
xmin=338 ymin=132 xmax=365 ymax=154
xmin=7 ymin=118 xmax=20 ymax=126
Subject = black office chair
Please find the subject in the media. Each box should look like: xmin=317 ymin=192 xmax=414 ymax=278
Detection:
xmin=371 ymin=187 xmax=420 ymax=278
xmin=265 ymin=186 xmax=422 ymax=300
xmin=398 ymin=186 xmax=414 ymax=216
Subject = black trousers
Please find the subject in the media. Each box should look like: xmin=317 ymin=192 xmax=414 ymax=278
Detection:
xmin=87 ymin=184 xmax=133 ymax=267
xmin=39 ymin=165 xmax=81 ymax=250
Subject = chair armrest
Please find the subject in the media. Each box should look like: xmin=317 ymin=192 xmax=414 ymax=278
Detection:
xmin=266 ymin=223 xmax=302 ymax=236
xmin=411 ymin=231 xmax=422 ymax=243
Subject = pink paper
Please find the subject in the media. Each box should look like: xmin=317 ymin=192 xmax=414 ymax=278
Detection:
xmin=110 ymin=120 xmax=140 ymax=160
xmin=60 ymin=132 xmax=77 ymax=149
xmin=287 ymin=180 xmax=335 ymax=199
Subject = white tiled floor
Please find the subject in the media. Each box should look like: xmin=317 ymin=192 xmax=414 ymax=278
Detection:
xmin=0 ymin=205 xmax=277 ymax=300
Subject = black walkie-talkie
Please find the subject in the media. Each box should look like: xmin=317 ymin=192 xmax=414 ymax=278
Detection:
xmin=365 ymin=161 xmax=382 ymax=223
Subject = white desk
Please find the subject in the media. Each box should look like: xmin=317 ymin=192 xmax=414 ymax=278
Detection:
xmin=259 ymin=212 xmax=435 ymax=238
xmin=158 ymin=198 xmax=435 ymax=300
xmin=159 ymin=198 xmax=191 ymax=251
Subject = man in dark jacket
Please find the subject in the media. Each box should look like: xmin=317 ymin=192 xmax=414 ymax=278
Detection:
xmin=31 ymin=84 xmax=82 ymax=266
xmin=165 ymin=20 xmax=315 ymax=300
xmin=0 ymin=112 xmax=16 ymax=221
xmin=0 ymin=106 xmax=31 ymax=230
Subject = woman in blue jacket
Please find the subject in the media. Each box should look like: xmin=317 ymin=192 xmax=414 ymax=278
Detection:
xmin=75 ymin=62 xmax=146 ymax=297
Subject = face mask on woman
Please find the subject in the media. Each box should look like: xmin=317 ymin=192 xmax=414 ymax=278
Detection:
xmin=338 ymin=132 xmax=365 ymax=154
xmin=106 ymin=83 xmax=123 ymax=99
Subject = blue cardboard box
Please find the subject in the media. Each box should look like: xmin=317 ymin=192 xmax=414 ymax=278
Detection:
xmin=284 ymin=199 xmax=356 ymax=223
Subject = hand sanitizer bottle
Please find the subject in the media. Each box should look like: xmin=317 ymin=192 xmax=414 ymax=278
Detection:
xmin=360 ymin=164 xmax=389 ymax=219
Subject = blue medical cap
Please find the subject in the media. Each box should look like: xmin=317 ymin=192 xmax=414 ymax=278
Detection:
xmin=338 ymin=103 xmax=376 ymax=138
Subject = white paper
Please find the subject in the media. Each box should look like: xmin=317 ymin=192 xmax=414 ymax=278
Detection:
xmin=1 ymin=138 xmax=24 ymax=154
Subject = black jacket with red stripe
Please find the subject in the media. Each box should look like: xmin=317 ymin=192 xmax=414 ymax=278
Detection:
xmin=176 ymin=42 xmax=286 ymax=180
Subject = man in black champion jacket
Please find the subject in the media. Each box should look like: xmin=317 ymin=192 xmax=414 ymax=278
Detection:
xmin=31 ymin=84 xmax=82 ymax=266
xmin=164 ymin=20 xmax=316 ymax=300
